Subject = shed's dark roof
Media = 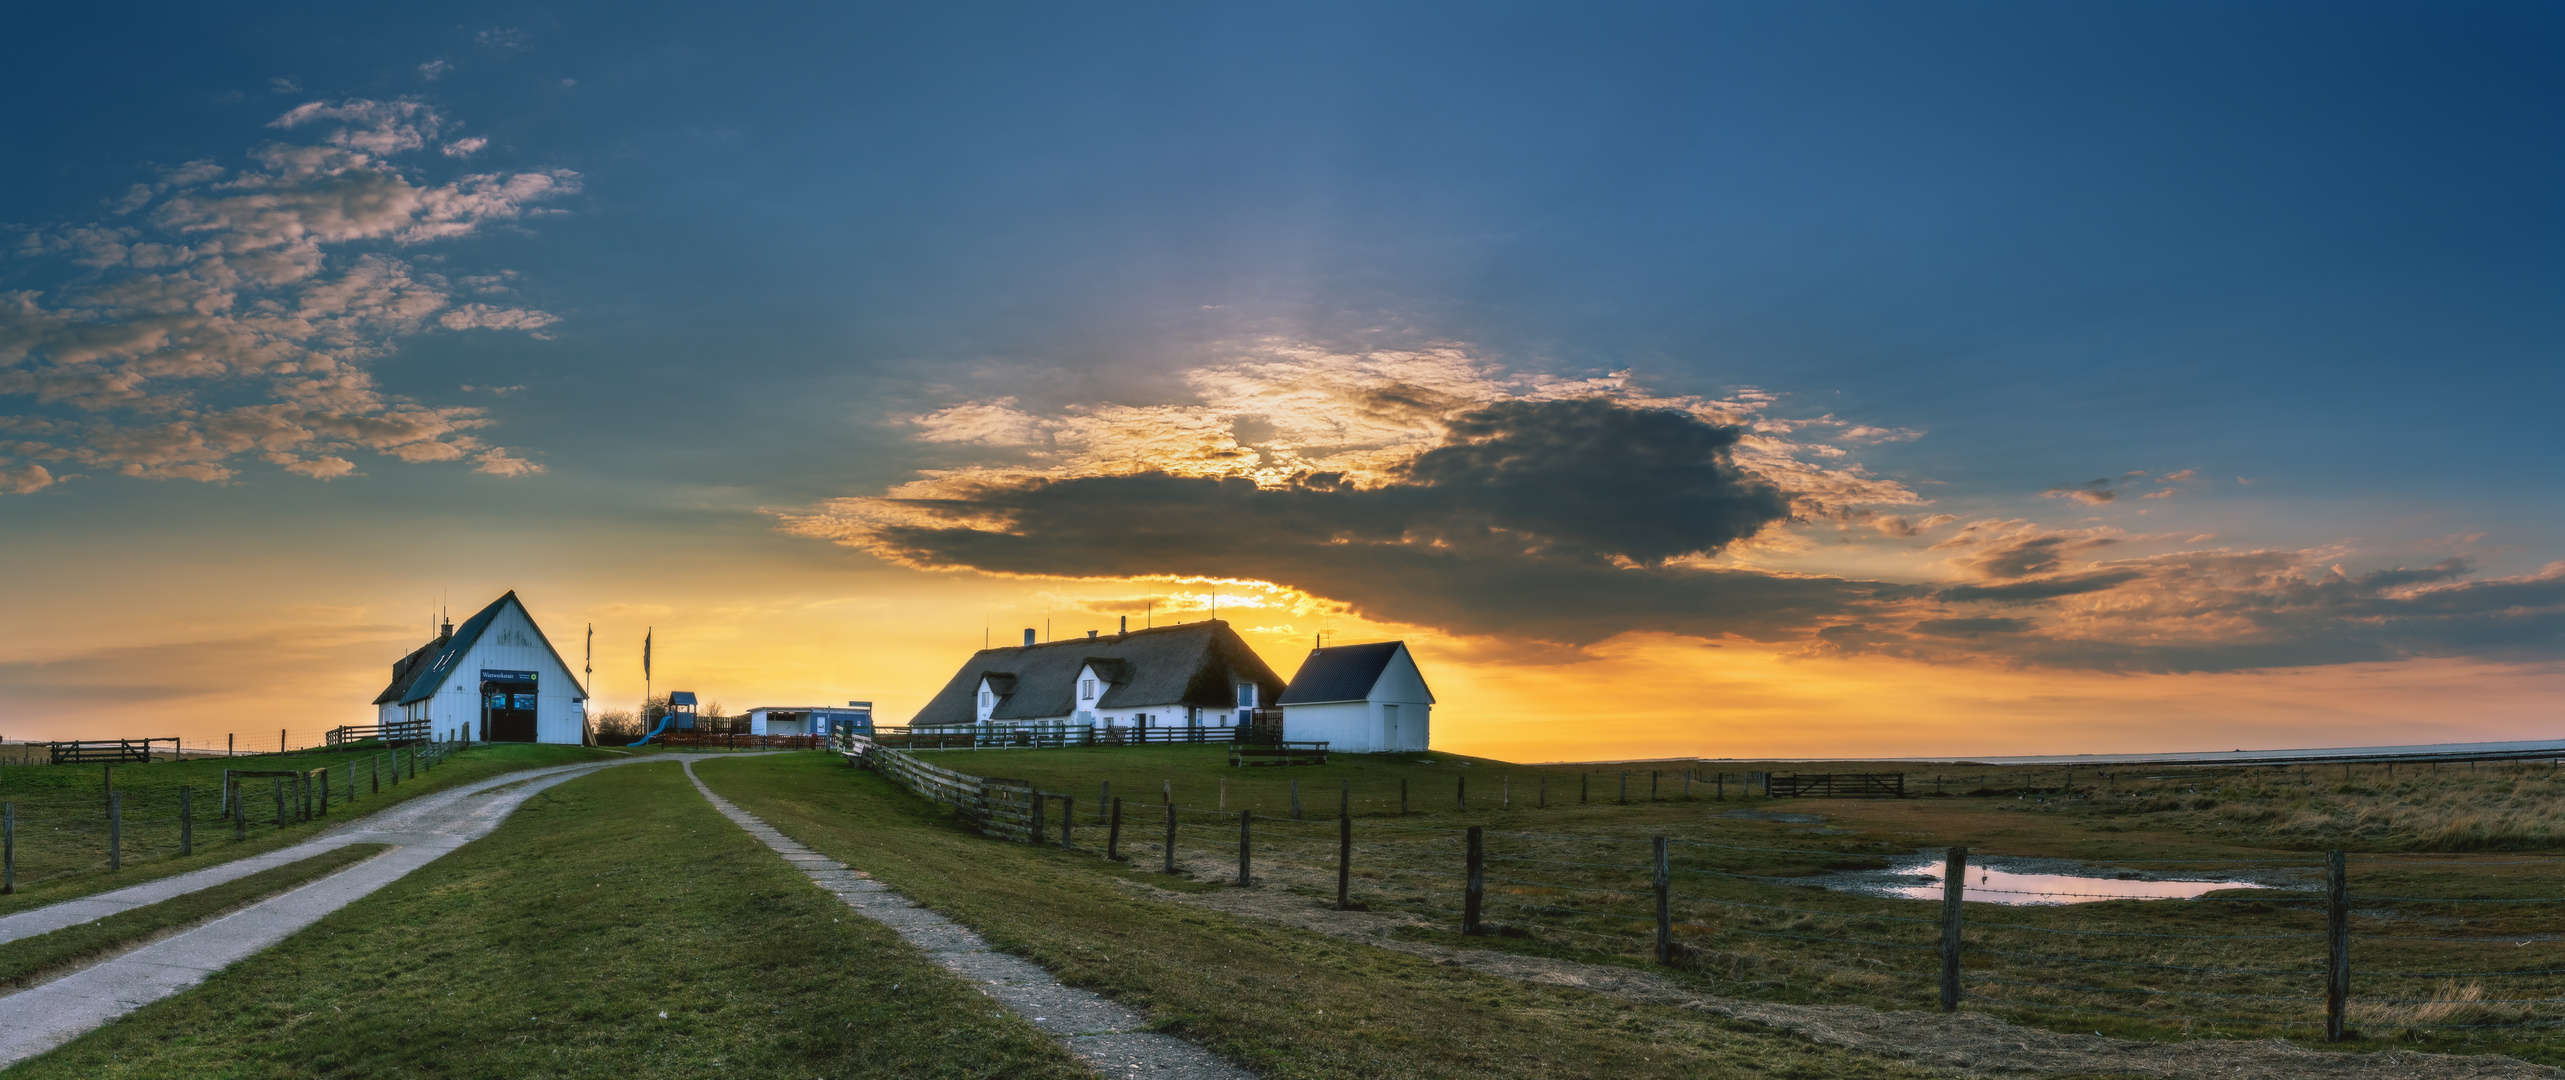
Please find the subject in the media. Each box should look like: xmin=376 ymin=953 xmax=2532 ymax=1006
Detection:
xmin=387 ymin=591 xmax=587 ymax=706
xmin=372 ymin=635 xmax=448 ymax=705
xmin=1276 ymin=642 xmax=1408 ymax=705
xmin=668 ymin=690 xmax=698 ymax=707
xmin=912 ymin=621 xmax=1284 ymax=726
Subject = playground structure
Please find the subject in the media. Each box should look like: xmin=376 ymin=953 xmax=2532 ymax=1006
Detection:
xmin=629 ymin=691 xmax=697 ymax=746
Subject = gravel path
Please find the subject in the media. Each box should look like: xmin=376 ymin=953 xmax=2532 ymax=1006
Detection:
xmin=0 ymin=756 xmax=645 ymax=1068
xmin=681 ymin=760 xmax=1253 ymax=1079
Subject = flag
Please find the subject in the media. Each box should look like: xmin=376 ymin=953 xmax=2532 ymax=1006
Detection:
xmin=643 ymin=628 xmax=652 ymax=680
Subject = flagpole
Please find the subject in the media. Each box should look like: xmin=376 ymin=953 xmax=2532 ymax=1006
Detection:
xmin=643 ymin=627 xmax=653 ymax=746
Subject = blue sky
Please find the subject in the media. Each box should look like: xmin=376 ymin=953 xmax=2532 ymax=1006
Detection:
xmin=3 ymin=3 xmax=2560 ymax=753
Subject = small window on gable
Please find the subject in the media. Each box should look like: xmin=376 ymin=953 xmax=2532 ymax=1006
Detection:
xmin=981 ymin=690 xmax=992 ymax=708
xmin=1236 ymin=683 xmax=1255 ymax=708
xmin=1082 ymin=679 xmax=1096 ymax=700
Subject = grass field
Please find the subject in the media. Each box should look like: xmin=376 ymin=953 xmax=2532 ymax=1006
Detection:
xmin=10 ymin=760 xmax=1088 ymax=1080
xmin=0 ymin=743 xmax=626 ymax=918
xmin=0 ymin=843 xmax=388 ymax=992
xmin=880 ymin=745 xmax=2565 ymax=1063
xmin=695 ymin=752 xmax=1952 ymax=1080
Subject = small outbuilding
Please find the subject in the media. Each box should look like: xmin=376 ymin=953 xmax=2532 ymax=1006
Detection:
xmin=747 ymin=702 xmax=873 ymax=738
xmin=1276 ymin=640 xmax=1434 ymax=753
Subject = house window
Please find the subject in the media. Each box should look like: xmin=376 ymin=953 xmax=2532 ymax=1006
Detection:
xmin=1235 ymin=683 xmax=1255 ymax=708
xmin=1082 ymin=679 xmax=1096 ymax=700
xmin=980 ymin=690 xmax=992 ymax=708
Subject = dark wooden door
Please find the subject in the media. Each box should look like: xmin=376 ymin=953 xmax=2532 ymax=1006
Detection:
xmin=484 ymin=683 xmax=538 ymax=742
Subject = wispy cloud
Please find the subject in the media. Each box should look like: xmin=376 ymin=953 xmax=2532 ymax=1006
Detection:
xmin=0 ymin=99 xmax=575 ymax=494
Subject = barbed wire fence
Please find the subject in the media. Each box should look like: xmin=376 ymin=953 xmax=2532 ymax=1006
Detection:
xmin=856 ymin=743 xmax=2565 ymax=1043
xmin=0 ymin=742 xmax=456 ymax=895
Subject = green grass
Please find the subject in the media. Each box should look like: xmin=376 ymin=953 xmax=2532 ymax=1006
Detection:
xmin=695 ymin=752 xmax=1947 ymax=1080
xmin=8 ymin=760 xmax=1085 ymax=1080
xmin=873 ymin=746 xmax=2565 ymax=1064
xmin=0 ymin=743 xmax=625 ymax=917
xmin=0 ymin=843 xmax=389 ymax=991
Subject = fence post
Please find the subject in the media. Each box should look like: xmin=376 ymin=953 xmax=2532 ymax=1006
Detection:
xmin=1940 ymin=846 xmax=1967 ymax=1011
xmin=1219 ymin=778 xmax=1226 ymax=812
xmin=1502 ymin=776 xmax=1510 ymax=811
xmin=1163 ymin=804 xmax=1178 ymax=874
xmin=1463 ymin=825 xmax=1484 ymax=935
xmin=1337 ymin=805 xmax=1353 ymax=911
xmin=1654 ymin=836 xmax=1672 ymax=963
xmin=2327 ymin=850 xmax=2349 ymax=1041
xmin=1717 ymin=773 xmax=1724 ymax=800
xmin=1400 ymin=778 xmax=1409 ymax=815
xmin=1061 ymin=796 xmax=1074 ymax=850
xmin=1099 ymin=781 xmax=1110 ymax=824
xmin=2 ymin=803 xmax=12 ymax=893
xmin=372 ymin=755 xmax=380 ymax=794
xmin=1031 ymin=791 xmax=1045 ymax=845
xmin=1291 ymin=779 xmax=1302 ymax=820
xmin=1581 ymin=773 xmax=1589 ymax=804
xmin=1340 ymin=779 xmax=1349 ymax=818
xmin=180 ymin=786 xmax=193 ymax=856
xmin=1457 ymin=774 xmax=1466 ymax=810
xmin=272 ymin=778 xmax=285 ymax=827
xmin=1162 ymin=779 xmax=1171 ymax=805
xmin=109 ymin=792 xmax=122 ymax=871
xmin=407 ymin=748 xmax=417 ymax=780
xmin=1236 ymin=809 xmax=1252 ymax=887
xmin=1107 ymin=798 xmax=1123 ymax=861
xmin=1683 ymin=771 xmax=1691 ymax=799
xmin=1651 ymin=771 xmax=1659 ymax=801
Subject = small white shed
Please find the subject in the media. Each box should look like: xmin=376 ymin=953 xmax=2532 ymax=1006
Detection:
xmin=1276 ymin=641 xmax=1434 ymax=753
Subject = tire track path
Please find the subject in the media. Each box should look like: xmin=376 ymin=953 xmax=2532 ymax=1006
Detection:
xmin=680 ymin=760 xmax=1252 ymax=1080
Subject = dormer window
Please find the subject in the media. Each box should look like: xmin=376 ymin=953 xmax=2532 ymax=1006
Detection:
xmin=1236 ymin=683 xmax=1256 ymax=708
xmin=981 ymin=690 xmax=993 ymax=708
xmin=1082 ymin=679 xmax=1097 ymax=700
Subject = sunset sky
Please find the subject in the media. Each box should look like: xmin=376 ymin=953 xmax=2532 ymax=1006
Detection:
xmin=4 ymin=3 xmax=2560 ymax=760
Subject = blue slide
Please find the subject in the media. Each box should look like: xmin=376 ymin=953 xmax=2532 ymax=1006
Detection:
xmin=628 ymin=714 xmax=675 ymax=747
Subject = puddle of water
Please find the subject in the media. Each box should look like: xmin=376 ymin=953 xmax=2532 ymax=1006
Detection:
xmin=1722 ymin=809 xmax=1825 ymax=824
xmin=1830 ymin=856 xmax=2274 ymax=905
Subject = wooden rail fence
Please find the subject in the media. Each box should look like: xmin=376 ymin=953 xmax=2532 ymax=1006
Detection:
xmin=1767 ymin=773 xmax=1906 ymax=798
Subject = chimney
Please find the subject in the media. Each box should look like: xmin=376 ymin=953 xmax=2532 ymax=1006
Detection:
xmin=1022 ymin=628 xmax=1036 ymax=647
xmin=1120 ymin=616 xmax=1128 ymax=635
xmin=1087 ymin=630 xmax=1098 ymax=639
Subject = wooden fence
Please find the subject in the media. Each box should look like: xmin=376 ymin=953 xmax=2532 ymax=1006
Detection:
xmin=49 ymin=739 xmax=177 ymax=765
xmin=1767 ymin=773 xmax=1906 ymax=799
xmin=864 ymin=744 xmax=1041 ymax=842
xmin=870 ymin=720 xmax=1293 ymax=750
xmin=652 ymin=732 xmax=828 ymax=750
xmin=323 ymin=721 xmax=428 ymax=746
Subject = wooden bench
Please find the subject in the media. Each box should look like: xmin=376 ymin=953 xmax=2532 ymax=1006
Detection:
xmin=1229 ymin=741 xmax=1328 ymax=767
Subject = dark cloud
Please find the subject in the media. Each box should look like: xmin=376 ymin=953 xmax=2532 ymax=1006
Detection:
xmin=809 ymin=396 xmax=2565 ymax=674
xmin=1939 ymin=570 xmax=2146 ymax=604
xmin=2042 ymin=478 xmax=2123 ymax=505
xmin=856 ymin=398 xmax=1903 ymax=645
xmin=1913 ymin=617 xmax=2038 ymax=637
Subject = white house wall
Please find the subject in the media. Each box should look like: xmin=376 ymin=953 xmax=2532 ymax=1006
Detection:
xmin=414 ymin=602 xmax=586 ymax=744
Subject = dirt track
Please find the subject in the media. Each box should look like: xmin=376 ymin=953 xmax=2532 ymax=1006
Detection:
xmin=1138 ymin=879 xmax=2559 ymax=1080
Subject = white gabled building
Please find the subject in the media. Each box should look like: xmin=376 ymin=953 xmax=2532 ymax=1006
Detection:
xmin=913 ymin=621 xmax=1285 ymax=734
xmin=1276 ymin=640 xmax=1434 ymax=753
xmin=371 ymin=591 xmax=589 ymax=744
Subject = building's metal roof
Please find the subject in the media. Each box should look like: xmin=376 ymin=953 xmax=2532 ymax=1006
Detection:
xmin=1277 ymin=641 xmax=1409 ymax=705
xmin=913 ymin=621 xmax=1284 ymax=726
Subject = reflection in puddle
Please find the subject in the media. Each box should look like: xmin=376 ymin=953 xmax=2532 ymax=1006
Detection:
xmin=1863 ymin=858 xmax=2272 ymax=906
